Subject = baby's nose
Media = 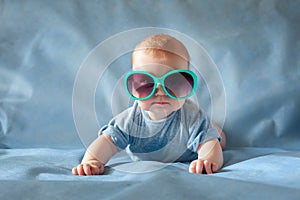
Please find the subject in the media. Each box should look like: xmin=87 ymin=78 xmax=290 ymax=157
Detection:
xmin=155 ymin=84 xmax=166 ymax=96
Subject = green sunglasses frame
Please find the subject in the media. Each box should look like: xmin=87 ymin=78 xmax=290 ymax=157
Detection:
xmin=124 ymin=69 xmax=198 ymax=100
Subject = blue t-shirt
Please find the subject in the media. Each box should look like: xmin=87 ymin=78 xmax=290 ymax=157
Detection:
xmin=100 ymin=99 xmax=221 ymax=162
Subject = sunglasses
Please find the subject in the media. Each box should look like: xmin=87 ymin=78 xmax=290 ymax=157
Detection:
xmin=124 ymin=69 xmax=197 ymax=100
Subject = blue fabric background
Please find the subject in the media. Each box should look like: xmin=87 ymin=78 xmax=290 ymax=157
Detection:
xmin=1 ymin=1 xmax=300 ymax=200
xmin=0 ymin=0 xmax=299 ymax=150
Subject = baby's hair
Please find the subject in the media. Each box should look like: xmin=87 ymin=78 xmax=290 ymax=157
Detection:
xmin=132 ymin=34 xmax=190 ymax=66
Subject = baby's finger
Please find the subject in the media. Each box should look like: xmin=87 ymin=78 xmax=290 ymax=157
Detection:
xmin=212 ymin=163 xmax=218 ymax=172
xmin=77 ymin=164 xmax=85 ymax=176
xmin=92 ymin=164 xmax=104 ymax=175
xmin=204 ymin=160 xmax=212 ymax=174
xmin=196 ymin=160 xmax=204 ymax=174
xmin=91 ymin=167 xmax=99 ymax=175
xmin=83 ymin=164 xmax=92 ymax=176
xmin=72 ymin=167 xmax=78 ymax=175
xmin=189 ymin=161 xmax=196 ymax=173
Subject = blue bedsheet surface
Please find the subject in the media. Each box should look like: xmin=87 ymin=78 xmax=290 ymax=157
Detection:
xmin=1 ymin=148 xmax=300 ymax=199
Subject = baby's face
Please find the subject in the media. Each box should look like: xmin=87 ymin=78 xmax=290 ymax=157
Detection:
xmin=132 ymin=51 xmax=189 ymax=121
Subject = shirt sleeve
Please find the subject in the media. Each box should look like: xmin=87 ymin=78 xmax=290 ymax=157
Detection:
xmin=185 ymin=102 xmax=222 ymax=153
xmin=99 ymin=122 xmax=129 ymax=151
xmin=98 ymin=107 xmax=134 ymax=151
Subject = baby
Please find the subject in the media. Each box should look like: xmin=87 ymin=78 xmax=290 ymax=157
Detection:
xmin=72 ymin=34 xmax=226 ymax=175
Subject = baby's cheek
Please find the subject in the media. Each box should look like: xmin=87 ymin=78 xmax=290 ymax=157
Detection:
xmin=171 ymin=100 xmax=185 ymax=110
xmin=137 ymin=101 xmax=151 ymax=111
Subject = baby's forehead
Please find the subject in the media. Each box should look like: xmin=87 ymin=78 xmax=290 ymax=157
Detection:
xmin=133 ymin=64 xmax=181 ymax=77
xmin=132 ymin=49 xmax=189 ymax=65
xmin=132 ymin=49 xmax=189 ymax=74
xmin=133 ymin=63 xmax=178 ymax=70
xmin=133 ymin=48 xmax=189 ymax=61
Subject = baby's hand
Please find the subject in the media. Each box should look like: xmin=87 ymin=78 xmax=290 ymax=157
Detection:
xmin=72 ymin=160 xmax=104 ymax=176
xmin=189 ymin=159 xmax=218 ymax=174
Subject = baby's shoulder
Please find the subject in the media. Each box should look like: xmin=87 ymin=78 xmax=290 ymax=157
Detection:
xmin=181 ymin=99 xmax=206 ymax=123
xmin=182 ymin=99 xmax=202 ymax=113
xmin=113 ymin=101 xmax=142 ymax=123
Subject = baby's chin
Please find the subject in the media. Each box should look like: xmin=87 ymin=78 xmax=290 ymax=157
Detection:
xmin=147 ymin=105 xmax=181 ymax=120
xmin=138 ymin=99 xmax=185 ymax=119
xmin=147 ymin=108 xmax=171 ymax=120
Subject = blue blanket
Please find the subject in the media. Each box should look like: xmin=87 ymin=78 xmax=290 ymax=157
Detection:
xmin=1 ymin=0 xmax=300 ymax=199
xmin=1 ymin=148 xmax=300 ymax=199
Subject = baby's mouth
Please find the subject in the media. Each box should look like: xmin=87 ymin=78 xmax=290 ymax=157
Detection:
xmin=152 ymin=102 xmax=170 ymax=105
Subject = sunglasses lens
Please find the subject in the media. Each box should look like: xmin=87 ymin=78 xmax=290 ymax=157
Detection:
xmin=126 ymin=73 xmax=154 ymax=99
xmin=164 ymin=72 xmax=195 ymax=98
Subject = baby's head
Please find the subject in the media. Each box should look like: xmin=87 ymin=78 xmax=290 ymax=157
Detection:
xmin=132 ymin=34 xmax=190 ymax=71
xmin=126 ymin=34 xmax=195 ymax=120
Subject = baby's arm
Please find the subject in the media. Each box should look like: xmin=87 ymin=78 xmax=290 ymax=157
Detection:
xmin=189 ymin=138 xmax=223 ymax=174
xmin=72 ymin=133 xmax=118 ymax=176
xmin=212 ymin=122 xmax=226 ymax=149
